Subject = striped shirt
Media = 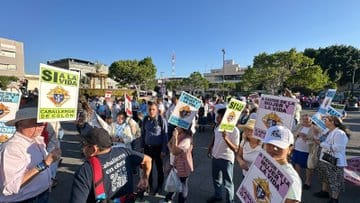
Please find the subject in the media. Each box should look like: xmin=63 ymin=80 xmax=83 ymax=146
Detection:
xmin=173 ymin=133 xmax=193 ymax=177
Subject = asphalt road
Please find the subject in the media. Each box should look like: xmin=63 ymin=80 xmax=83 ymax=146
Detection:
xmin=49 ymin=109 xmax=360 ymax=203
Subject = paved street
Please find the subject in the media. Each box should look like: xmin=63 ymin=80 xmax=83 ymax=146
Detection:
xmin=49 ymin=110 xmax=360 ymax=203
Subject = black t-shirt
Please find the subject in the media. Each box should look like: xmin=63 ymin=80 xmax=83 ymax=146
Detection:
xmin=70 ymin=147 xmax=144 ymax=203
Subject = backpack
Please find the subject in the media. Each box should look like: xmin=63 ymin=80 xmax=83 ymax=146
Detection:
xmin=89 ymin=156 xmax=136 ymax=203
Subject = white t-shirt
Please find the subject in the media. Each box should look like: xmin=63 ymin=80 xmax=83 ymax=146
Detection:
xmin=240 ymin=140 xmax=261 ymax=176
xmin=294 ymin=127 xmax=310 ymax=152
xmin=280 ymin=163 xmax=302 ymax=202
xmin=212 ymin=126 xmax=240 ymax=163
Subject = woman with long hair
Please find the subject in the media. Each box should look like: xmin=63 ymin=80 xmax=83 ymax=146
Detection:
xmin=314 ymin=115 xmax=350 ymax=203
xmin=163 ymin=126 xmax=194 ymax=203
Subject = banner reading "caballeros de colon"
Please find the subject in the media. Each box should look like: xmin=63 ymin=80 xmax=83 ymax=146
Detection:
xmin=37 ymin=64 xmax=80 ymax=122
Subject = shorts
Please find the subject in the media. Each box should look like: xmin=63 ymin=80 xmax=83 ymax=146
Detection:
xmin=292 ymin=150 xmax=309 ymax=169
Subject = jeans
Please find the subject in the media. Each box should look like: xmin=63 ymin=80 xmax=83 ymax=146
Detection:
xmin=144 ymin=145 xmax=164 ymax=190
xmin=212 ymin=158 xmax=234 ymax=203
xmin=15 ymin=189 xmax=49 ymax=203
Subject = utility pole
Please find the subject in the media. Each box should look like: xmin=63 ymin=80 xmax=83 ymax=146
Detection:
xmin=222 ymin=49 xmax=226 ymax=97
xmin=160 ymin=71 xmax=165 ymax=99
xmin=171 ymin=52 xmax=176 ymax=78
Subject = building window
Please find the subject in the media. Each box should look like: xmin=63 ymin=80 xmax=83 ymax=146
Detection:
xmin=0 ymin=50 xmax=16 ymax=58
xmin=0 ymin=43 xmax=16 ymax=50
xmin=0 ymin=64 xmax=16 ymax=70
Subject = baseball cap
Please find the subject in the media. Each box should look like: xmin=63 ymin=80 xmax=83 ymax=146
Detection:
xmin=263 ymin=126 xmax=294 ymax=149
xmin=82 ymin=128 xmax=112 ymax=148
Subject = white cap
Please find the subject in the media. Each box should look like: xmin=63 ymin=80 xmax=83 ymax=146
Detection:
xmin=263 ymin=126 xmax=294 ymax=149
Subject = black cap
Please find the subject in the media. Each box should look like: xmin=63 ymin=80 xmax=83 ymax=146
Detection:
xmin=83 ymin=128 xmax=112 ymax=148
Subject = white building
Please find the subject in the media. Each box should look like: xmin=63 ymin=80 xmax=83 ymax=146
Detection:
xmin=0 ymin=37 xmax=25 ymax=78
xmin=204 ymin=59 xmax=247 ymax=83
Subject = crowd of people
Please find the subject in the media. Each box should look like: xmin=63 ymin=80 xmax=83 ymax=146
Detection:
xmin=0 ymin=89 xmax=352 ymax=203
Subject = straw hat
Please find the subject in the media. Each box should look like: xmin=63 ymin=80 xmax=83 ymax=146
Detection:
xmin=5 ymin=107 xmax=38 ymax=126
xmin=239 ymin=119 xmax=256 ymax=130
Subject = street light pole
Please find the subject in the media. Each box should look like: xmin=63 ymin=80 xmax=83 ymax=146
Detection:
xmin=222 ymin=49 xmax=225 ymax=97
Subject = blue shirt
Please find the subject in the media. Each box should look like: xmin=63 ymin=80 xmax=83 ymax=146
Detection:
xmin=141 ymin=115 xmax=168 ymax=152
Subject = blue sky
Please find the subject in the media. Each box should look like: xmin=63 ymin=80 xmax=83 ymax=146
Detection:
xmin=1 ymin=0 xmax=360 ymax=78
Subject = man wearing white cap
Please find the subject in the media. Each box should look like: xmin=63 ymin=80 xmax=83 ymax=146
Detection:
xmin=263 ymin=125 xmax=302 ymax=203
xmin=0 ymin=107 xmax=61 ymax=202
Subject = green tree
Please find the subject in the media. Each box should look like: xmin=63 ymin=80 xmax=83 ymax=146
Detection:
xmin=286 ymin=65 xmax=330 ymax=94
xmin=165 ymin=79 xmax=185 ymax=91
xmin=241 ymin=49 xmax=330 ymax=94
xmin=108 ymin=57 xmax=157 ymax=97
xmin=183 ymin=72 xmax=209 ymax=92
xmin=304 ymin=45 xmax=360 ymax=87
xmin=0 ymin=76 xmax=19 ymax=90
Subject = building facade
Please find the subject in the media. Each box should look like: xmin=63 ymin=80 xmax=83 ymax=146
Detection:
xmin=24 ymin=74 xmax=39 ymax=92
xmin=47 ymin=58 xmax=117 ymax=89
xmin=0 ymin=37 xmax=25 ymax=78
xmin=203 ymin=59 xmax=246 ymax=84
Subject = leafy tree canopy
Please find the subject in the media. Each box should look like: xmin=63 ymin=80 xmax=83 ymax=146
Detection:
xmin=240 ymin=49 xmax=330 ymax=94
xmin=183 ymin=71 xmax=209 ymax=91
xmin=165 ymin=80 xmax=184 ymax=91
xmin=304 ymin=45 xmax=360 ymax=86
xmin=0 ymin=76 xmax=19 ymax=90
xmin=108 ymin=57 xmax=157 ymax=91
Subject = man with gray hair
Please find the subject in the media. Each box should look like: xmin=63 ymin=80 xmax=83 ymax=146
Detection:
xmin=0 ymin=107 xmax=61 ymax=202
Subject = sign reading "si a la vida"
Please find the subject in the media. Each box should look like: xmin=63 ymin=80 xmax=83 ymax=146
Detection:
xmin=37 ymin=64 xmax=80 ymax=122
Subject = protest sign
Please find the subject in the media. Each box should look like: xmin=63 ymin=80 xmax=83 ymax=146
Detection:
xmin=236 ymin=150 xmax=293 ymax=203
xmin=344 ymin=157 xmax=360 ymax=186
xmin=124 ymin=93 xmax=132 ymax=117
xmin=326 ymin=106 xmax=342 ymax=118
xmin=254 ymin=95 xmax=297 ymax=140
xmin=0 ymin=91 xmax=21 ymax=143
xmin=219 ymin=98 xmax=246 ymax=132
xmin=105 ymin=90 xmax=112 ymax=99
xmin=37 ymin=64 xmax=80 ymax=122
xmin=331 ymin=103 xmax=346 ymax=114
xmin=318 ymin=89 xmax=336 ymax=114
xmin=168 ymin=91 xmax=202 ymax=129
xmin=311 ymin=112 xmax=327 ymax=131
xmin=311 ymin=89 xmax=339 ymax=132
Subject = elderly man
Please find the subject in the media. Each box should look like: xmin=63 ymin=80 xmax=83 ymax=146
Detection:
xmin=0 ymin=107 xmax=61 ymax=202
